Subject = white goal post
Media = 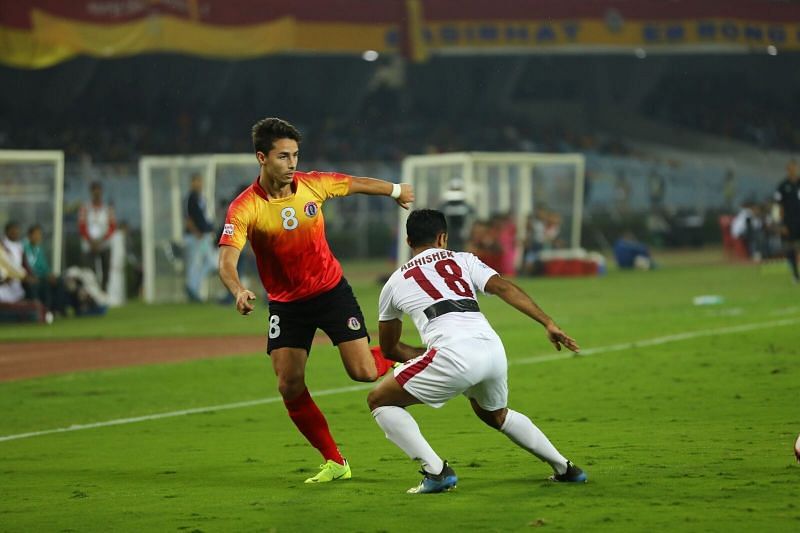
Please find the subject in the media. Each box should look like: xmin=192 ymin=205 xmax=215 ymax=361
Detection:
xmin=139 ymin=154 xmax=259 ymax=303
xmin=397 ymin=152 xmax=586 ymax=265
xmin=0 ymin=150 xmax=65 ymax=273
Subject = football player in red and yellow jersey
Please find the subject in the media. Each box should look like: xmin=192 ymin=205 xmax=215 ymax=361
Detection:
xmin=218 ymin=117 xmax=414 ymax=484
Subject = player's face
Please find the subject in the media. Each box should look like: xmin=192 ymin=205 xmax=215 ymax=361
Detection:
xmin=260 ymin=138 xmax=299 ymax=186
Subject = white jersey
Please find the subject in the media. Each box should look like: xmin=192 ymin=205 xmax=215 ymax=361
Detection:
xmin=379 ymin=248 xmax=499 ymax=347
xmin=0 ymin=236 xmax=25 ymax=303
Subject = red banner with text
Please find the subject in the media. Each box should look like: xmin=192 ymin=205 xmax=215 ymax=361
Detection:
xmin=2 ymin=0 xmax=799 ymax=68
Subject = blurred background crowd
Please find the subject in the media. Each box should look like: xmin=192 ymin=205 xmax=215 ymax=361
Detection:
xmin=2 ymin=54 xmax=795 ymax=163
xmin=1 ymin=0 xmax=798 ymax=321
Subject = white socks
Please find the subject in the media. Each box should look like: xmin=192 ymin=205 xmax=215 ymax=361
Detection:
xmin=372 ymin=405 xmax=569 ymax=477
xmin=372 ymin=406 xmax=444 ymax=475
xmin=500 ymin=409 xmax=568 ymax=475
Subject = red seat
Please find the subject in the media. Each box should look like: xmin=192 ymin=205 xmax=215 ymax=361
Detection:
xmin=542 ymin=259 xmax=598 ymax=277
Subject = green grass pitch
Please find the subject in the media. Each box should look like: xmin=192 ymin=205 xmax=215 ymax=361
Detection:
xmin=1 ymin=259 xmax=799 ymax=531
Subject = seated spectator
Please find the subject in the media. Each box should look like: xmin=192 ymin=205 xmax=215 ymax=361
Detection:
xmin=521 ymin=209 xmax=564 ymax=276
xmin=613 ymin=232 xmax=654 ymax=270
xmin=0 ymin=221 xmax=50 ymax=323
xmin=730 ymin=202 xmax=768 ymax=261
xmin=541 ymin=210 xmax=564 ymax=249
xmin=0 ymin=222 xmax=27 ymax=303
xmin=646 ymin=208 xmax=673 ymax=247
xmin=521 ymin=213 xmax=544 ymax=276
xmin=23 ymin=224 xmax=68 ymax=315
xmin=63 ymin=266 xmax=109 ymax=317
xmin=490 ymin=213 xmax=517 ymax=276
xmin=466 ymin=220 xmax=503 ymax=272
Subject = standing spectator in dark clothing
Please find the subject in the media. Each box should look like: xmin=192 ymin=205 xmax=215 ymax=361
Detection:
xmin=613 ymin=170 xmax=631 ymax=218
xmin=648 ymin=168 xmax=666 ymax=208
xmin=438 ymin=179 xmax=473 ymax=251
xmin=722 ymin=170 xmax=737 ymax=212
xmin=78 ymin=181 xmax=116 ymax=290
xmin=184 ymin=173 xmax=217 ymax=301
xmin=773 ymin=159 xmax=800 ymax=283
xmin=582 ymin=171 xmax=594 ymax=208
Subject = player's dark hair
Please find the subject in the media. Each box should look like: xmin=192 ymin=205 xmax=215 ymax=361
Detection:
xmin=4 ymin=220 xmax=18 ymax=234
xmin=407 ymin=209 xmax=448 ymax=248
xmin=252 ymin=117 xmax=302 ymax=154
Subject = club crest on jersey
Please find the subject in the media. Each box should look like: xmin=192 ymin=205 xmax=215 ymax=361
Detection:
xmin=347 ymin=317 xmax=361 ymax=330
xmin=222 ymin=223 xmax=234 ymax=236
xmin=304 ymin=202 xmax=318 ymax=218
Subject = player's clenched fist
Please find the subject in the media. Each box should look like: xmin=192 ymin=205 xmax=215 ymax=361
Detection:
xmin=236 ymin=289 xmax=257 ymax=315
xmin=395 ymin=183 xmax=415 ymax=210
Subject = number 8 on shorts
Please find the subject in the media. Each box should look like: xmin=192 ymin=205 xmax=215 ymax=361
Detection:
xmin=269 ymin=314 xmax=281 ymax=339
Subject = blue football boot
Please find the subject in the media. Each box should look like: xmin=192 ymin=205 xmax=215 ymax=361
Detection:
xmin=550 ymin=461 xmax=587 ymax=483
xmin=407 ymin=461 xmax=458 ymax=494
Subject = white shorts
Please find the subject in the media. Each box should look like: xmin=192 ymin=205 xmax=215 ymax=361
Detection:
xmin=393 ymin=333 xmax=508 ymax=411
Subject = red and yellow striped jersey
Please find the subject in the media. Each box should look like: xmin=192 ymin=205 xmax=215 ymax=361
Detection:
xmin=219 ymin=171 xmax=352 ymax=302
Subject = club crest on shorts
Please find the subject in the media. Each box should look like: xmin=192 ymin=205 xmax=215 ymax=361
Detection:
xmin=304 ymin=202 xmax=318 ymax=218
xmin=347 ymin=316 xmax=361 ymax=330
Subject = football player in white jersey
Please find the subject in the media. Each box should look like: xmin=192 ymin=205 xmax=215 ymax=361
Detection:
xmin=369 ymin=209 xmax=586 ymax=493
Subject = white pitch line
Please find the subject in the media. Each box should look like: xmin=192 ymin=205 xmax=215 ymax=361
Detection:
xmin=0 ymin=384 xmax=372 ymax=443
xmin=511 ymin=316 xmax=800 ymax=366
xmin=1 ymin=316 xmax=798 ymax=444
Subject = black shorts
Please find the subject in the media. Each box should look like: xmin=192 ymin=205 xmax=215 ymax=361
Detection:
xmin=786 ymin=222 xmax=800 ymax=242
xmin=266 ymin=278 xmax=369 ymax=355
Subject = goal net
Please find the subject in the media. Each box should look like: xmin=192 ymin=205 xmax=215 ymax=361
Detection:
xmin=397 ymin=152 xmax=586 ymax=266
xmin=0 ymin=150 xmax=65 ymax=273
xmin=139 ymin=154 xmax=259 ymax=303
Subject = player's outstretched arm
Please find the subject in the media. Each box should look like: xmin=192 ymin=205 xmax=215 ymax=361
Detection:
xmin=484 ymin=274 xmax=580 ymax=353
xmin=348 ymin=177 xmax=414 ymax=209
xmin=219 ymin=244 xmax=256 ymax=315
xmin=378 ymin=319 xmax=426 ymax=362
